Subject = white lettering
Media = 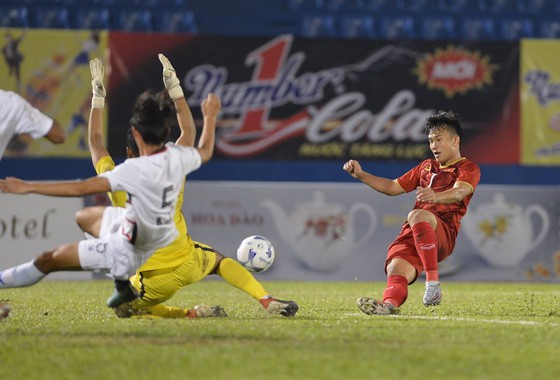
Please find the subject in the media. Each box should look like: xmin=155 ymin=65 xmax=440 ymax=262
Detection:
xmin=432 ymin=60 xmax=476 ymax=79
xmin=307 ymin=91 xmax=433 ymax=143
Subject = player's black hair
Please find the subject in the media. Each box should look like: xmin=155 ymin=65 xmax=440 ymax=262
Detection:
xmin=424 ymin=110 xmax=462 ymax=139
xmin=129 ymin=89 xmax=175 ymax=146
xmin=126 ymin=127 xmax=139 ymax=157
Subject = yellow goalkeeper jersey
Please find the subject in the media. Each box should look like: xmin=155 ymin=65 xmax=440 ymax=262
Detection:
xmin=95 ymin=155 xmax=191 ymax=270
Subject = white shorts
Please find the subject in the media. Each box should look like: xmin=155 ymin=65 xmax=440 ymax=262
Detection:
xmin=78 ymin=206 xmax=150 ymax=280
xmin=99 ymin=206 xmax=126 ymax=238
xmin=78 ymin=233 xmax=135 ymax=280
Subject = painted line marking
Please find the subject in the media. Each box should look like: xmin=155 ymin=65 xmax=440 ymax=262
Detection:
xmin=345 ymin=313 xmax=559 ymax=326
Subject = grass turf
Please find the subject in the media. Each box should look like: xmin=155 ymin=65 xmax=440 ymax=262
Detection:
xmin=1 ymin=280 xmax=560 ymax=380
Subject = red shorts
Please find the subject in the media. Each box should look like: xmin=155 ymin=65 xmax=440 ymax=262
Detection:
xmin=386 ymin=215 xmax=455 ymax=284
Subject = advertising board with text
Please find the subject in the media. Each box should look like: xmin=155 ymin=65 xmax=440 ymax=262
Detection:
xmin=184 ymin=181 xmax=559 ymax=283
xmin=520 ymin=39 xmax=560 ymax=165
xmin=108 ymin=34 xmax=519 ymax=164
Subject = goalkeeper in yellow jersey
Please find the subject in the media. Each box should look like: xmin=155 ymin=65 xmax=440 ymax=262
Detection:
xmin=81 ymin=55 xmax=298 ymax=318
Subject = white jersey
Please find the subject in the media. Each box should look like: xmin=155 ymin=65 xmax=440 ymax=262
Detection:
xmin=98 ymin=142 xmax=201 ymax=256
xmin=0 ymin=90 xmax=54 ymax=160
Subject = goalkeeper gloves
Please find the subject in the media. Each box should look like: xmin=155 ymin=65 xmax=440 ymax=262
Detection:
xmin=158 ymin=53 xmax=184 ymax=100
xmin=89 ymin=58 xmax=106 ymax=108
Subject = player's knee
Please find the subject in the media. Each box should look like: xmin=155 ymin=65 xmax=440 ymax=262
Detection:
xmin=407 ymin=209 xmax=427 ymax=222
xmin=76 ymin=206 xmax=103 ymax=235
xmin=75 ymin=209 xmax=88 ymax=231
xmin=407 ymin=209 xmax=435 ymax=227
xmin=215 ymin=251 xmax=226 ymax=265
xmin=210 ymin=251 xmax=227 ymax=274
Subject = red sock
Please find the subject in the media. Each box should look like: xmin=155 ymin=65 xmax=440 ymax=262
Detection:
xmin=412 ymin=221 xmax=439 ymax=282
xmin=382 ymin=275 xmax=409 ymax=307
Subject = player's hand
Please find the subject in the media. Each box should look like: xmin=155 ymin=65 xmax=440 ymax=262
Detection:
xmin=89 ymin=58 xmax=106 ymax=108
xmin=0 ymin=177 xmax=32 ymax=194
xmin=416 ymin=187 xmax=437 ymax=203
xmin=158 ymin=53 xmax=184 ymax=100
xmin=201 ymin=93 xmax=221 ymax=119
xmin=343 ymin=159 xmax=363 ymax=179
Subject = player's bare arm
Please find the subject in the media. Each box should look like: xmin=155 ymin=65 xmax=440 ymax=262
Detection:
xmin=88 ymin=58 xmax=109 ymax=165
xmin=343 ymin=159 xmax=404 ymax=196
xmin=416 ymin=181 xmax=473 ymax=204
xmin=173 ymin=97 xmax=196 ymax=147
xmin=0 ymin=176 xmax=111 ymax=197
xmin=158 ymin=53 xmax=196 ymax=148
xmin=197 ymin=93 xmax=220 ymax=163
xmin=88 ymin=106 xmax=106 ymax=164
xmin=43 ymin=120 xmax=66 ymax=144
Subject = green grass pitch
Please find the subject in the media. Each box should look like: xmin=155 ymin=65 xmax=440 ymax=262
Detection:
xmin=1 ymin=280 xmax=560 ymax=380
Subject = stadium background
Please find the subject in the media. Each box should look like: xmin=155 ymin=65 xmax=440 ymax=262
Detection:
xmin=1 ymin=0 xmax=560 ymax=282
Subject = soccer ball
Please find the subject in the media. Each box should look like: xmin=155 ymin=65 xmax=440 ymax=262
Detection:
xmin=236 ymin=235 xmax=275 ymax=272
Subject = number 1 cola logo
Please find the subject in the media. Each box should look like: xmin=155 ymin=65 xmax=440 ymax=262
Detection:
xmin=183 ymin=36 xmax=437 ymax=159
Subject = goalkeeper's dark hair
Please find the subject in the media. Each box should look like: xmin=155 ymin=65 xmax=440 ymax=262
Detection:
xmin=129 ymin=89 xmax=175 ymax=145
xmin=424 ymin=110 xmax=462 ymax=139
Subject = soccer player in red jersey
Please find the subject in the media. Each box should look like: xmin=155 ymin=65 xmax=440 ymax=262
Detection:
xmin=343 ymin=111 xmax=480 ymax=315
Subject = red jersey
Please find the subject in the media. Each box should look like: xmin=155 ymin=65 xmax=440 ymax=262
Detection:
xmin=396 ymin=158 xmax=480 ymax=239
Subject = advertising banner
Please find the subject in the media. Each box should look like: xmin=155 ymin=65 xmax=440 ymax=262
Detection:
xmin=184 ymin=181 xmax=559 ymax=283
xmin=520 ymin=39 xmax=560 ymax=165
xmin=0 ymin=28 xmax=108 ymax=159
xmin=1 ymin=183 xmax=557 ymax=283
xmin=108 ymin=34 xmax=519 ymax=164
xmin=0 ymin=194 xmax=91 ymax=280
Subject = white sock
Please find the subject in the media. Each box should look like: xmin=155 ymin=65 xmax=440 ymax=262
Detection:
xmin=0 ymin=261 xmax=46 ymax=288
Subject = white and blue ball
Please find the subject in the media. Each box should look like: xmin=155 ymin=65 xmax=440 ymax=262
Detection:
xmin=236 ymin=235 xmax=275 ymax=272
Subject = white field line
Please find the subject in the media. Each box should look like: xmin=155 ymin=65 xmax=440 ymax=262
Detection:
xmin=346 ymin=313 xmax=560 ymax=326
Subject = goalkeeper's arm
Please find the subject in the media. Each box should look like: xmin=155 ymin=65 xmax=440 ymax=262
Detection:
xmin=88 ymin=58 xmax=110 ymax=166
xmin=158 ymin=53 xmax=196 ymax=148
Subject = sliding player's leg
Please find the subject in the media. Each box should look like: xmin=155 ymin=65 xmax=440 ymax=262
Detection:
xmin=211 ymin=248 xmax=298 ymax=317
xmin=112 ymin=255 xmax=226 ymax=319
xmin=111 ymin=240 xmax=299 ymax=319
xmin=0 ymin=243 xmax=82 ymax=288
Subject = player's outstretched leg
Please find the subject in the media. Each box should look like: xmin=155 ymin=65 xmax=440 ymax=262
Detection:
xmin=423 ymin=281 xmax=442 ymax=306
xmin=113 ymin=303 xmax=228 ymax=319
xmin=215 ymin=257 xmax=299 ymax=317
xmin=0 ymin=261 xmax=47 ymax=288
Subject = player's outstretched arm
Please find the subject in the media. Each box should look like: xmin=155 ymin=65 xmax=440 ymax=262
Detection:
xmin=88 ymin=58 xmax=109 ymax=166
xmin=158 ymin=53 xmax=196 ymax=148
xmin=197 ymin=93 xmax=221 ymax=164
xmin=0 ymin=176 xmax=111 ymax=197
xmin=343 ymin=159 xmax=404 ymax=196
xmin=173 ymin=98 xmax=196 ymax=148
